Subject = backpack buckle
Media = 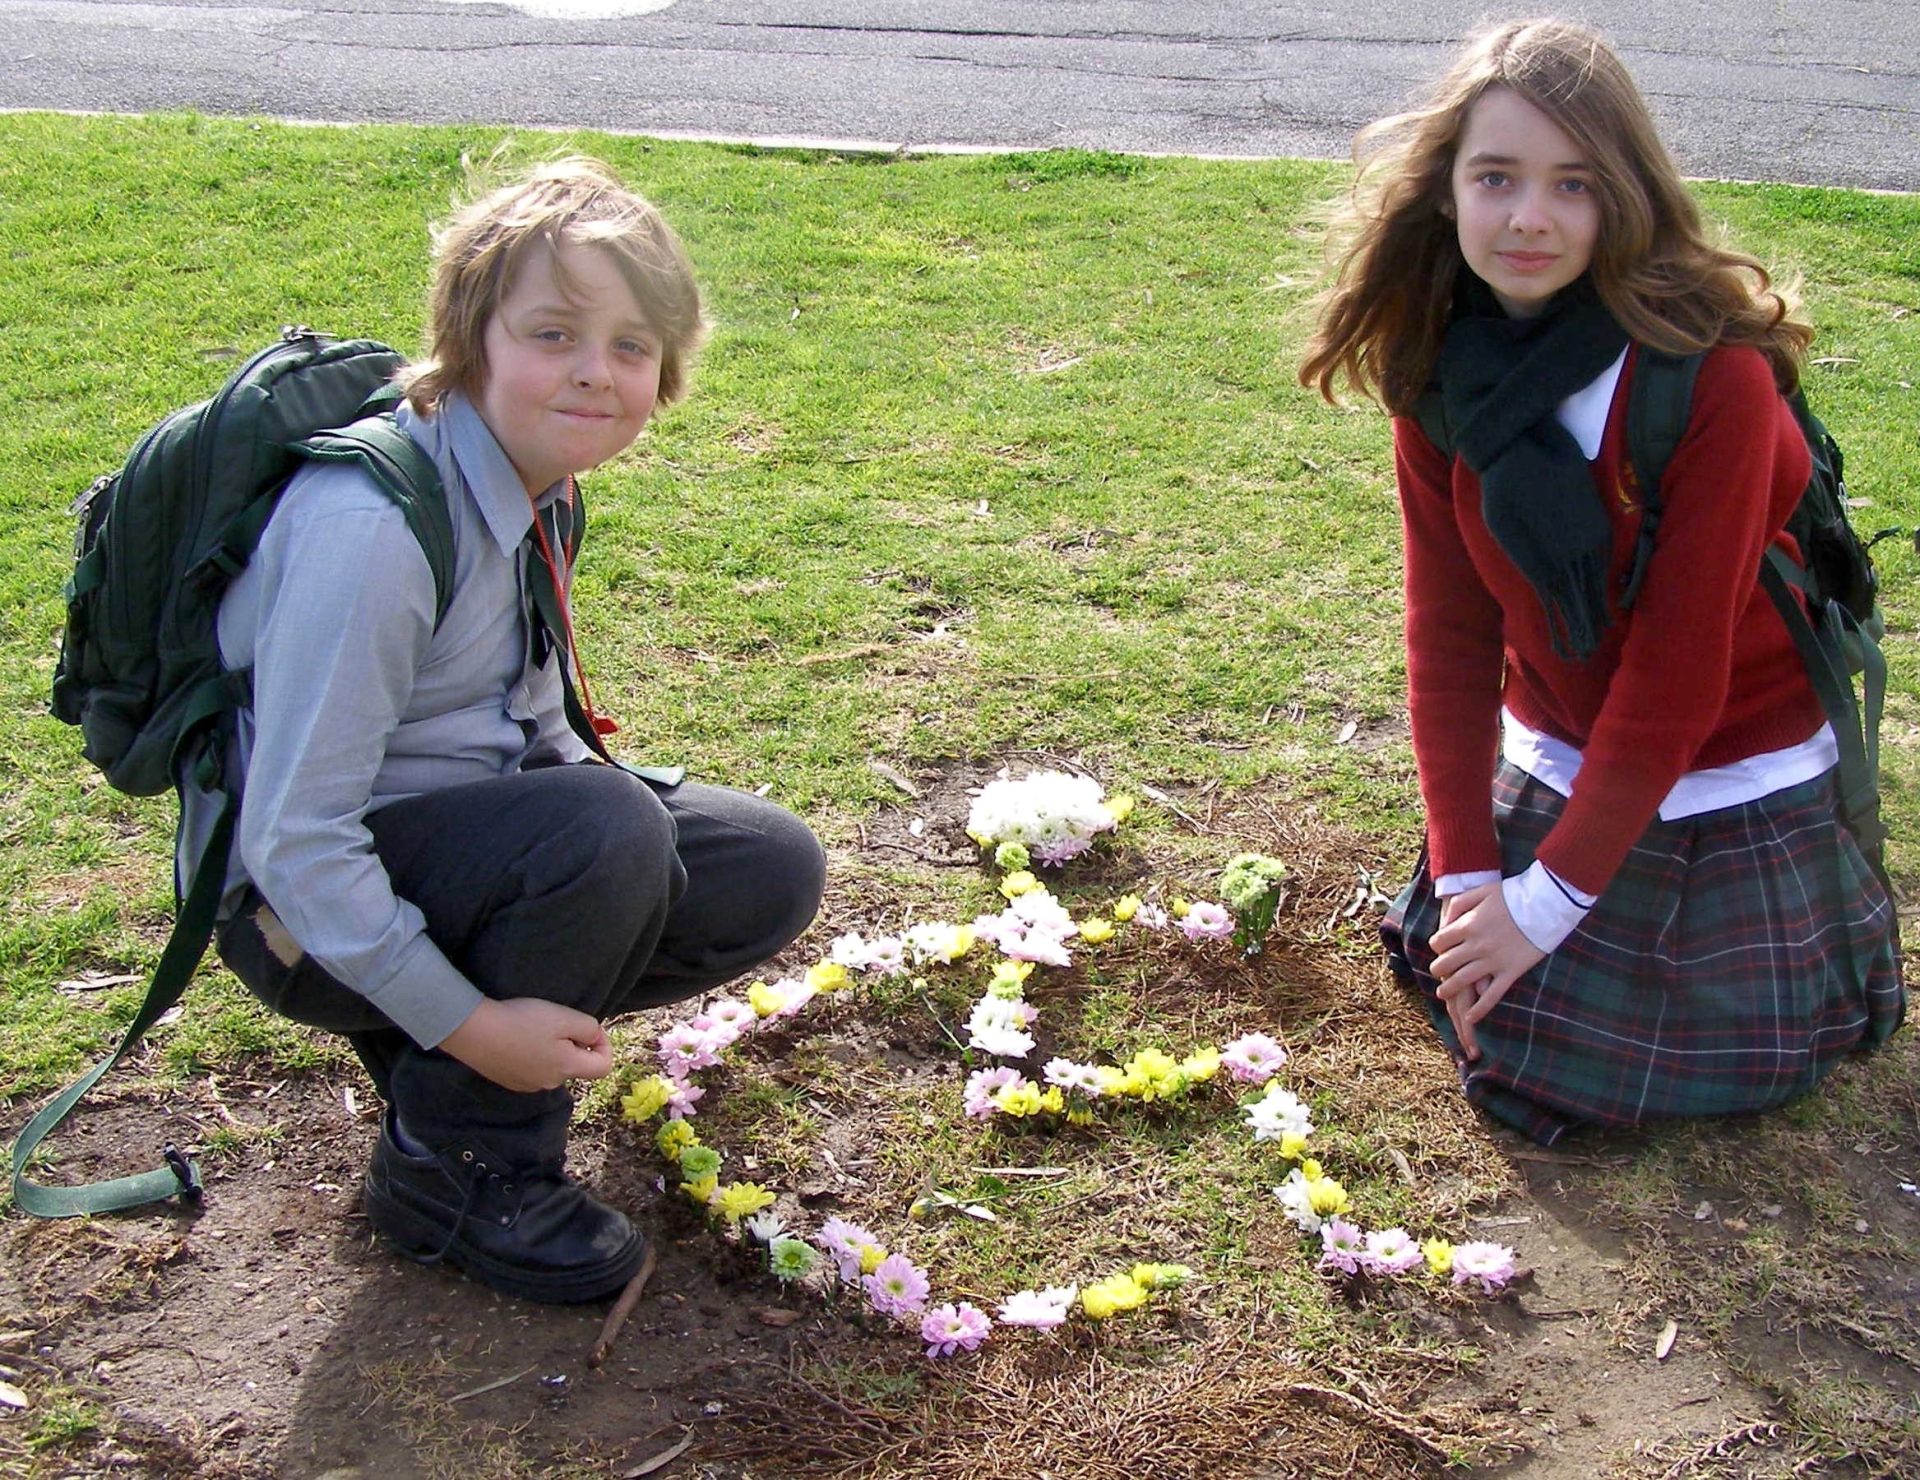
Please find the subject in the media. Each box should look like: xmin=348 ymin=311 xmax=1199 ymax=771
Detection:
xmin=163 ymin=1143 xmax=203 ymax=1203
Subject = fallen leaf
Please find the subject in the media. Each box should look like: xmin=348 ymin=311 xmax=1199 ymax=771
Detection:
xmin=752 ymin=1307 xmax=802 ymax=1328
xmin=1654 ymin=1319 xmax=1678 ymax=1361
xmin=1335 ymin=719 xmax=1359 ymax=745
xmin=620 ymin=1431 xmax=695 ymax=1478
xmin=1692 ymin=1200 xmax=1714 ymax=1221
xmin=0 ymin=1379 xmax=26 ymax=1410
xmin=57 ymin=971 xmax=142 ymax=993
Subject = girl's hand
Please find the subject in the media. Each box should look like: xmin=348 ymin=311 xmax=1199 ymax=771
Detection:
xmin=1429 ymin=883 xmax=1547 ymax=1062
xmin=439 ymin=997 xmax=613 ymax=1092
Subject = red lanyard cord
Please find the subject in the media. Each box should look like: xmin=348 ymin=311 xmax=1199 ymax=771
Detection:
xmin=527 ymin=479 xmax=619 ymax=739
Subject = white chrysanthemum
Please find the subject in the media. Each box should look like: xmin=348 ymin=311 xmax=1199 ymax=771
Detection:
xmin=1242 ymin=1086 xmax=1314 ymax=1143
xmin=1275 ymin=1170 xmax=1324 ymax=1234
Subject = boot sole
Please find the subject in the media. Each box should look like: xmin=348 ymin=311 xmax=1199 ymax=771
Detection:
xmin=363 ymin=1177 xmax=645 ymax=1304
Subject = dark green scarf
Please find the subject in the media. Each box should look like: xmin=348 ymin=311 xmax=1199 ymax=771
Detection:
xmin=1439 ymin=275 xmax=1630 ymax=660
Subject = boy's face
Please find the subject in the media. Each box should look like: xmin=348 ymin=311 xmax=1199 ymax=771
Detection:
xmin=477 ymin=238 xmax=662 ymax=496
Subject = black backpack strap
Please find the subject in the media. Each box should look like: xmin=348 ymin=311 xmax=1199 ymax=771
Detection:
xmin=1409 ymin=387 xmax=1452 ymax=462
xmin=1760 ymin=548 xmax=1888 ymax=881
xmin=292 ymin=416 xmax=457 ymax=627
xmin=1619 ymin=348 xmax=1701 ymax=610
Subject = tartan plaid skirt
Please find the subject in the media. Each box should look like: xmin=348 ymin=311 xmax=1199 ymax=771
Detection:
xmin=1382 ymin=762 xmax=1905 ymax=1144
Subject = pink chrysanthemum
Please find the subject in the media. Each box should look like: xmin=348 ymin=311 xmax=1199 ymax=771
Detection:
xmin=863 ymin=1252 xmax=931 ymax=1319
xmin=1178 ymin=900 xmax=1235 ymax=943
xmin=920 ymin=1301 xmax=992 ymax=1358
xmin=964 ymin=1066 xmax=1027 ymax=1118
xmin=816 ymin=1216 xmax=883 ymax=1282
xmin=1317 ymin=1216 xmax=1367 ymax=1275
xmin=1219 ymin=1031 xmax=1288 ymax=1084
xmin=1360 ymin=1227 xmax=1425 ymax=1277
xmin=1450 ymin=1241 xmax=1519 ymax=1293
xmin=666 ymin=1080 xmax=705 ymax=1118
xmin=657 ymin=1023 xmax=723 ymax=1079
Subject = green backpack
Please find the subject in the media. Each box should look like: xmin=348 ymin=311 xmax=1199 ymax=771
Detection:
xmin=17 ymin=329 xmax=455 ymax=1218
xmin=1412 ymin=349 xmax=1891 ymax=881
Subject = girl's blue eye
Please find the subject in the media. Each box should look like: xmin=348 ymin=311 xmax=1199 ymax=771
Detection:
xmin=1478 ymin=171 xmax=1509 ymax=188
xmin=1558 ymin=178 xmax=1591 ymax=194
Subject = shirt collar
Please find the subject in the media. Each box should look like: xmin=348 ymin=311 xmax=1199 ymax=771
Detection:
xmin=410 ymin=392 xmax=570 ymax=559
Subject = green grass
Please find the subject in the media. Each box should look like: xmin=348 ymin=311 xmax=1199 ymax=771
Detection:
xmin=1 ymin=113 xmax=1916 ymax=1477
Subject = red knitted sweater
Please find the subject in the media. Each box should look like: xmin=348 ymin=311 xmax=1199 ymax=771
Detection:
xmin=1394 ymin=343 xmax=1823 ymax=897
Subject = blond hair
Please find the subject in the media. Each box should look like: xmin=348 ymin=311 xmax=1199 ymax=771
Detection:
xmin=401 ymin=156 xmax=709 ymax=414
xmin=1298 ymin=18 xmax=1810 ymax=414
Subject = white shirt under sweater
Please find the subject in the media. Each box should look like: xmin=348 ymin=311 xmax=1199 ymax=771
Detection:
xmin=177 ymin=393 xmax=589 ymax=1050
xmin=1432 ymin=348 xmax=1837 ymax=951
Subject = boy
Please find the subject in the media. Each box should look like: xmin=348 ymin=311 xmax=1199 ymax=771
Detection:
xmin=197 ymin=158 xmax=825 ymax=1303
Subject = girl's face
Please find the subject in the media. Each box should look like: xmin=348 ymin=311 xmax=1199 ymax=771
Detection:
xmin=1448 ymin=86 xmax=1601 ymax=318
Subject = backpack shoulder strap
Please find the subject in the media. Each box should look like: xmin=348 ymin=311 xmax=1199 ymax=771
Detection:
xmin=9 ymin=800 xmax=233 ymax=1216
xmin=1618 ymin=347 xmax=1702 ymax=610
xmin=292 ymin=414 xmax=456 ymax=626
xmin=1409 ymin=387 xmax=1452 ymax=462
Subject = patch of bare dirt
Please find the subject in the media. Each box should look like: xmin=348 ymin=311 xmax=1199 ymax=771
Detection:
xmin=3 ymin=764 xmax=1913 ymax=1478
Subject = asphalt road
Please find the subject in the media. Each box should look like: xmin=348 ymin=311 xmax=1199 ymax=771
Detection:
xmin=4 ymin=0 xmax=1916 ymax=190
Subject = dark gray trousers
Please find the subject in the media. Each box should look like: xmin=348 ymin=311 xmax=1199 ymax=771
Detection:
xmin=215 ymin=764 xmax=825 ymax=1159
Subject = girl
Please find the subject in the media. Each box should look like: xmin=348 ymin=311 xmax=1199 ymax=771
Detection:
xmin=1298 ymin=19 xmax=1902 ymax=1143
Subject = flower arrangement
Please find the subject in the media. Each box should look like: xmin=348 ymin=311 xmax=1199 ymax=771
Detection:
xmin=616 ymin=769 xmax=1518 ymax=1357
xmin=1218 ymin=852 xmax=1289 ymax=955
xmin=966 ymin=768 xmax=1132 ymax=867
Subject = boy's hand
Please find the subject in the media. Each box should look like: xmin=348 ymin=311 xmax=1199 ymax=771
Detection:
xmin=1428 ymin=883 xmax=1546 ymax=1063
xmin=439 ymin=997 xmax=613 ymax=1092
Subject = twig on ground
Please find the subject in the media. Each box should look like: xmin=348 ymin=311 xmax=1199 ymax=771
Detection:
xmin=588 ymin=1241 xmax=660 ymax=1369
xmin=449 ymin=1363 xmax=536 ymax=1403
xmin=1660 ymin=1419 xmax=1783 ymax=1479
xmin=619 ymin=1429 xmax=695 ymax=1477
xmin=1140 ymin=783 xmax=1207 ymax=834
xmin=1286 ymin=1380 xmax=1454 ymax=1466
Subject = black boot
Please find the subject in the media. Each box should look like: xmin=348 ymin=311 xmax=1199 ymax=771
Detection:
xmin=362 ymin=1110 xmax=645 ymax=1303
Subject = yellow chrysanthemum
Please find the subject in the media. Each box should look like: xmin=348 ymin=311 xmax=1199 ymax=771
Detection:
xmin=1278 ymin=1130 xmax=1310 ymax=1161
xmin=1179 ymin=1049 xmax=1221 ymax=1084
xmin=999 ymin=870 xmax=1040 ymax=899
xmin=994 ymin=1082 xmax=1044 ymax=1117
xmin=1081 ymin=1273 xmax=1151 ymax=1319
xmin=858 ymin=1243 xmax=889 ymax=1276
xmin=1077 ymin=917 xmax=1116 ymax=944
xmin=934 ymin=926 xmax=976 ymax=963
xmin=1038 ymin=1085 xmax=1066 ymax=1115
xmin=989 ymin=959 xmax=1034 ymax=994
xmin=1094 ymin=1065 xmax=1130 ymax=1096
xmin=1422 ymin=1237 xmax=1454 ymax=1276
xmin=1111 ymin=894 xmax=1141 ymax=922
xmin=620 ymin=1073 xmax=675 ymax=1124
xmin=1130 ymin=1262 xmax=1194 ymax=1291
xmin=1170 ymin=897 xmax=1191 ymax=919
xmin=1306 ymin=1175 xmax=1350 ymax=1218
xmin=655 ymin=1118 xmax=698 ymax=1159
xmin=746 ymin=979 xmax=785 ymax=1018
xmin=1105 ymin=794 xmax=1136 ymax=824
xmin=682 ymin=1174 xmax=719 ymax=1207
xmin=1066 ymin=1106 xmax=1095 ymax=1127
xmin=805 ymin=960 xmax=852 ymax=994
xmin=712 ymin=1181 xmax=777 ymax=1223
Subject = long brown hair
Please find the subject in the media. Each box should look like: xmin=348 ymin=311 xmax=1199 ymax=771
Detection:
xmin=1297 ymin=18 xmax=1810 ymax=414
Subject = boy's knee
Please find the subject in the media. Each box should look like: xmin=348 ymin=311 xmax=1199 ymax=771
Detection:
xmin=520 ymin=766 xmax=683 ymax=912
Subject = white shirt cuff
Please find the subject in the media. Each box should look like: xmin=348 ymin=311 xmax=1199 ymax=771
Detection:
xmin=1501 ymin=860 xmax=1595 ymax=954
xmin=1434 ymin=869 xmax=1500 ymax=898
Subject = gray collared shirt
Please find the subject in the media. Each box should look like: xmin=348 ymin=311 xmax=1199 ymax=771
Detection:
xmin=186 ymin=393 xmax=590 ymax=1048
